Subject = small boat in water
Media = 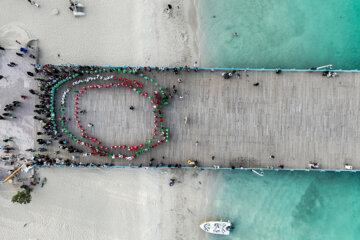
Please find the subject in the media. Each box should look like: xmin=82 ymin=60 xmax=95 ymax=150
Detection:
xmin=200 ymin=220 xmax=232 ymax=235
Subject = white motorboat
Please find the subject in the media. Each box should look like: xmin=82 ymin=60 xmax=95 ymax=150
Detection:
xmin=200 ymin=220 xmax=232 ymax=235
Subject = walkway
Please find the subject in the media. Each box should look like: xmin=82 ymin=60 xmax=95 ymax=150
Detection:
xmin=40 ymin=69 xmax=360 ymax=170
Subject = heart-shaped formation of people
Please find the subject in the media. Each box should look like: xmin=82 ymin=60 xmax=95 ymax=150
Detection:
xmin=49 ymin=68 xmax=170 ymax=160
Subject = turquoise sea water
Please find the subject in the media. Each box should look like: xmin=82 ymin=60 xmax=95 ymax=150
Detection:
xmin=208 ymin=171 xmax=360 ymax=239
xmin=199 ymin=0 xmax=360 ymax=69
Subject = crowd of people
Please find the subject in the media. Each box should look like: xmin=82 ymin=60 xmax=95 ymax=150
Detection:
xmin=0 ymin=42 xmax=38 ymax=158
xmin=3 ymin=42 xmax=319 ymax=170
xmin=26 ymin=64 xmax=174 ymax=166
xmin=0 ymin=56 xmax=293 ymax=170
xmin=30 ymin=65 xmax=94 ymax=158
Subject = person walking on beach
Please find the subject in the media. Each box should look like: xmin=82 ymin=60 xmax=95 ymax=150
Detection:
xmin=3 ymin=137 xmax=13 ymax=142
xmin=165 ymin=4 xmax=172 ymax=14
xmin=27 ymin=0 xmax=40 ymax=7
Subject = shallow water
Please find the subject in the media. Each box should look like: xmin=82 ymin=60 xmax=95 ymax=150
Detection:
xmin=199 ymin=0 xmax=360 ymax=69
xmin=207 ymin=171 xmax=360 ymax=239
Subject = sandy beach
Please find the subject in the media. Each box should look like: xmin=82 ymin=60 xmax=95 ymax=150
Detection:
xmin=0 ymin=0 xmax=199 ymax=66
xmin=0 ymin=1 xmax=208 ymax=239
xmin=0 ymin=168 xmax=218 ymax=240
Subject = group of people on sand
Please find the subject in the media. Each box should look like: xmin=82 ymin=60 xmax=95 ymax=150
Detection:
xmin=0 ymin=42 xmax=39 ymax=156
xmin=1 ymin=100 xmax=23 ymax=119
xmin=1 ymin=138 xmax=15 ymax=155
xmin=0 ymin=145 xmax=14 ymax=154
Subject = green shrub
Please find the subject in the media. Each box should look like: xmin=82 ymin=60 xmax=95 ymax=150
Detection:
xmin=11 ymin=190 xmax=32 ymax=204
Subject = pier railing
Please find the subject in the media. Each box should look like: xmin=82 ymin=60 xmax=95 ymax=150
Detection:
xmin=33 ymin=164 xmax=360 ymax=173
xmin=35 ymin=64 xmax=360 ymax=73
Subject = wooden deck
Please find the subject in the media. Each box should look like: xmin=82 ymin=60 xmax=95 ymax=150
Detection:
xmin=38 ymin=69 xmax=360 ymax=170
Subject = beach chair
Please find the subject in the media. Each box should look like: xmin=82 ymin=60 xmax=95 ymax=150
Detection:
xmin=73 ymin=3 xmax=86 ymax=17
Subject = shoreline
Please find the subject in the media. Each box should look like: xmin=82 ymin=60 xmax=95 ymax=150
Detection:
xmin=184 ymin=0 xmax=200 ymax=66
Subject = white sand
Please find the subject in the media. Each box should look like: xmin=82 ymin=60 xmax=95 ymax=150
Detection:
xmin=0 ymin=49 xmax=37 ymax=158
xmin=0 ymin=168 xmax=217 ymax=240
xmin=0 ymin=23 xmax=35 ymax=49
xmin=0 ymin=0 xmax=199 ymax=66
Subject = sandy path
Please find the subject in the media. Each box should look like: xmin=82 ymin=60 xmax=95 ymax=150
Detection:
xmin=0 ymin=168 xmax=217 ymax=240
xmin=0 ymin=0 xmax=199 ymax=66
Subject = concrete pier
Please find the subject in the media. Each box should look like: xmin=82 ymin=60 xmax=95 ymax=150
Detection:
xmin=39 ymin=69 xmax=360 ymax=170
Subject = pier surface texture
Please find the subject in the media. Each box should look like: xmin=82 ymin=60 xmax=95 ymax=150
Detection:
xmin=39 ymin=69 xmax=360 ymax=170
